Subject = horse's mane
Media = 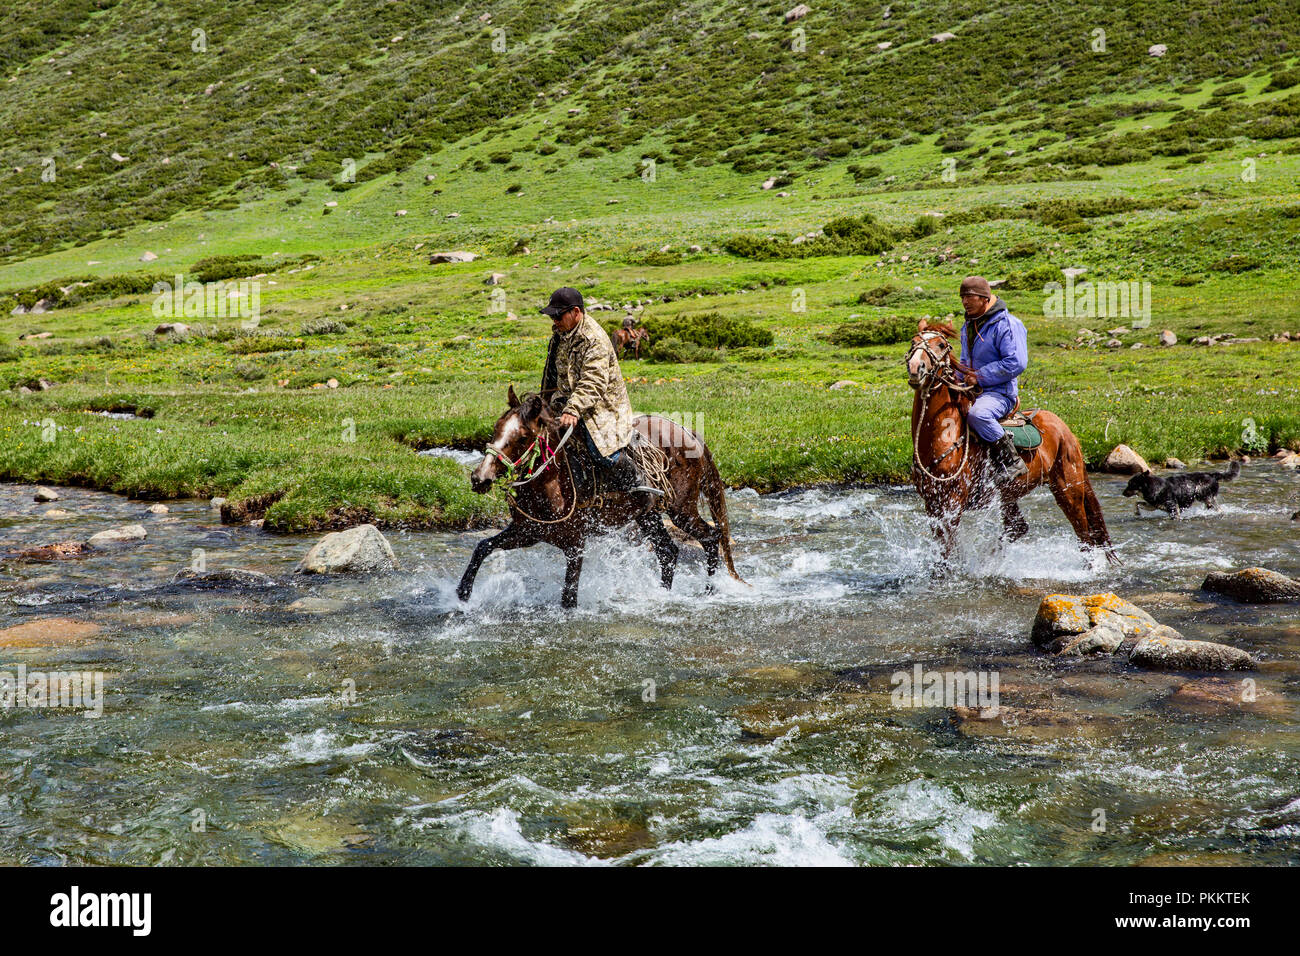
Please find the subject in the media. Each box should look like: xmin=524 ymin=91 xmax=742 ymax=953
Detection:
xmin=918 ymin=318 xmax=958 ymax=339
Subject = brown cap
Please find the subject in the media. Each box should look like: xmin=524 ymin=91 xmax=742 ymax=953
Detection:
xmin=959 ymin=275 xmax=992 ymax=299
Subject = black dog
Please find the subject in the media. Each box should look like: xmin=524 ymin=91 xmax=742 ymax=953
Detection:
xmin=1122 ymin=460 xmax=1240 ymax=518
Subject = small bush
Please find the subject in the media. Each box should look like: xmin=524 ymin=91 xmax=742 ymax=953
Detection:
xmin=1265 ymin=69 xmax=1300 ymax=93
xmin=1004 ymin=242 xmax=1039 ymax=259
xmin=229 ymin=336 xmax=304 ymax=354
xmin=1003 ymin=265 xmax=1065 ymax=290
xmin=301 ymin=317 xmax=349 ymax=336
xmin=1209 ymin=255 xmax=1263 ymax=273
xmin=643 ymin=312 xmax=773 ymax=348
xmin=644 ymin=336 xmax=719 ymax=364
xmin=826 ymin=315 xmax=914 ymax=347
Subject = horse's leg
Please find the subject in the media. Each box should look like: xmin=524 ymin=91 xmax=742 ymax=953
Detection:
xmin=457 ymin=523 xmax=531 ymax=602
xmin=560 ymin=546 xmax=584 ymax=608
xmin=636 ymin=512 xmax=679 ymax=590
xmin=999 ymin=493 xmax=1030 ymax=542
xmin=1047 ymin=471 xmax=1096 ymax=549
xmin=672 ymin=510 xmax=722 ymax=587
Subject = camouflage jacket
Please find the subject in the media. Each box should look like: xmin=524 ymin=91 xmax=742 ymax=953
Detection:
xmin=542 ymin=313 xmax=634 ymax=457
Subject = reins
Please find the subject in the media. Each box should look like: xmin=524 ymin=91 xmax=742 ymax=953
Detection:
xmin=487 ymin=422 xmax=582 ymax=524
xmin=906 ymin=331 xmax=977 ymax=484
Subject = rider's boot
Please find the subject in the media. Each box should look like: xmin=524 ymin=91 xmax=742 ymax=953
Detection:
xmin=987 ymin=433 xmax=1029 ymax=483
xmin=605 ymin=450 xmax=664 ymax=499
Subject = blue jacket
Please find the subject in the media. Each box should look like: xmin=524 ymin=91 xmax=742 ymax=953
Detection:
xmin=957 ymin=298 xmax=1028 ymax=400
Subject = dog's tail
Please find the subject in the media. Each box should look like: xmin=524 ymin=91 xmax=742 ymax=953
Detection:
xmin=1218 ymin=460 xmax=1242 ymax=481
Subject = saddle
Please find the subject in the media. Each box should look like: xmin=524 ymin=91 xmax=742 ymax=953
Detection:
xmin=998 ymin=398 xmax=1043 ymax=451
xmin=567 ymin=433 xmax=669 ymax=510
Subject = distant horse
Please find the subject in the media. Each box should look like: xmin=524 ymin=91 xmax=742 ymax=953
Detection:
xmin=614 ymin=326 xmax=650 ymax=359
xmin=458 ymin=386 xmax=742 ymax=607
xmin=905 ymin=320 xmax=1117 ymax=563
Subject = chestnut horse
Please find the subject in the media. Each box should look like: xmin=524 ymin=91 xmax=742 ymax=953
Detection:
xmin=905 ymin=320 xmax=1117 ymax=564
xmin=614 ymin=326 xmax=650 ymax=359
xmin=457 ymin=386 xmax=742 ymax=607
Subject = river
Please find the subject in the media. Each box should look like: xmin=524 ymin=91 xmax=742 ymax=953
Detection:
xmin=1 ymin=462 xmax=1297 ymax=865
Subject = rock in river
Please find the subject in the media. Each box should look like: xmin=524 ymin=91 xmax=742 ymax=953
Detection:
xmin=295 ymin=524 xmax=397 ymax=574
xmin=1098 ymin=443 xmax=1150 ymax=474
xmin=1031 ymin=592 xmax=1256 ymax=671
xmin=33 ymin=486 xmax=59 ymax=502
xmin=1129 ymin=631 xmax=1257 ymax=671
xmin=1031 ymin=592 xmax=1159 ymax=651
xmin=1202 ymin=567 xmax=1300 ymax=603
xmin=171 ymin=568 xmax=277 ymax=589
xmin=86 ymin=524 xmax=147 ymax=547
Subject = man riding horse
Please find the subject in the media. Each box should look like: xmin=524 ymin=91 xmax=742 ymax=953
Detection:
xmin=953 ymin=275 xmax=1030 ymax=484
xmin=540 ymin=286 xmax=662 ymax=501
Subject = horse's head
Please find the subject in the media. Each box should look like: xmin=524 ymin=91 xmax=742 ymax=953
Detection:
xmin=906 ymin=319 xmax=958 ymax=388
xmin=470 ymin=385 xmax=555 ymax=493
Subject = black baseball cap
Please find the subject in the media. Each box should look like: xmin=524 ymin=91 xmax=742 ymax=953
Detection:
xmin=539 ymin=287 xmax=584 ymax=317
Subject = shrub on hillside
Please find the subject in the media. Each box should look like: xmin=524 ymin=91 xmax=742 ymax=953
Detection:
xmin=826 ymin=315 xmax=914 ymax=347
xmin=1209 ymin=255 xmax=1263 ymax=273
xmin=301 ymin=317 xmax=349 ymax=335
xmin=644 ymin=336 xmax=719 ymax=363
xmin=643 ymin=311 xmax=773 ymax=349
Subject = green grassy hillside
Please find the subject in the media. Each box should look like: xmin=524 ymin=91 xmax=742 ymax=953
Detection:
xmin=2 ymin=1 xmax=1299 ymax=529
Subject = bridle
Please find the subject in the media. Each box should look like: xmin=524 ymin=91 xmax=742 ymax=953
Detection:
xmin=905 ymin=331 xmax=978 ymax=484
xmin=484 ymin=419 xmax=580 ymax=523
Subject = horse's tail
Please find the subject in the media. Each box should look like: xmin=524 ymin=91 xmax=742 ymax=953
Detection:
xmin=699 ymin=441 xmax=745 ymax=583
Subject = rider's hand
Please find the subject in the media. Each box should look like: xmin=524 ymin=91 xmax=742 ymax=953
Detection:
xmin=558 ymin=412 xmax=579 ymax=430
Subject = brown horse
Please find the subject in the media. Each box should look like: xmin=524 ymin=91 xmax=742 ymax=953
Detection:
xmin=614 ymin=326 xmax=650 ymax=359
xmin=905 ymin=320 xmax=1117 ymax=564
xmin=458 ymin=386 xmax=742 ymax=607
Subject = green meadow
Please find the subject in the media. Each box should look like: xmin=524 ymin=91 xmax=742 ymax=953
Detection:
xmin=2 ymin=1 xmax=1299 ymax=529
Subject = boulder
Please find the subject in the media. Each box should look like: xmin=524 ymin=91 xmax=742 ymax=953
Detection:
xmin=42 ymin=509 xmax=72 ymax=518
xmin=1032 ymin=592 xmax=1160 ymax=650
xmin=1164 ymin=457 xmax=1186 ymax=469
xmin=484 ymin=273 xmax=506 ymax=285
xmin=829 ymin=379 xmax=859 ymax=390
xmin=1098 ymin=443 xmax=1149 ymax=474
xmin=34 ymin=486 xmax=59 ymax=502
xmin=1202 ymin=567 xmax=1300 ymax=603
xmin=930 ymin=31 xmax=957 ymax=43
xmin=147 ymin=503 xmax=169 ymax=514
xmin=1159 ymin=329 xmax=1177 ymax=346
xmin=1148 ymin=43 xmax=1167 ymax=56
xmin=1130 ymin=631 xmax=1257 ymax=671
xmin=295 ymin=524 xmax=397 ymax=574
xmin=140 ymin=250 xmax=158 ymax=262
xmin=1055 ymin=620 xmax=1127 ymax=656
xmin=428 ymin=251 xmax=477 ymax=264
xmin=784 ymin=4 xmax=811 ymax=23
xmin=14 ymin=541 xmax=92 ymax=561
xmin=1032 ymin=592 xmax=1258 ymax=671
xmin=86 ymin=524 xmax=147 ymax=547
xmin=0 ymin=617 xmax=102 ymax=648
xmin=155 ymin=322 xmax=189 ymax=335
xmin=171 ymin=568 xmax=277 ymax=589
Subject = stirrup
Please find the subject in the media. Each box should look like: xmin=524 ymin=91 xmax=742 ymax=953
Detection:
xmin=632 ymin=484 xmax=665 ymax=497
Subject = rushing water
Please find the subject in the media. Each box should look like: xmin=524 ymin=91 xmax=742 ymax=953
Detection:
xmin=1 ymin=464 xmax=1297 ymax=866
